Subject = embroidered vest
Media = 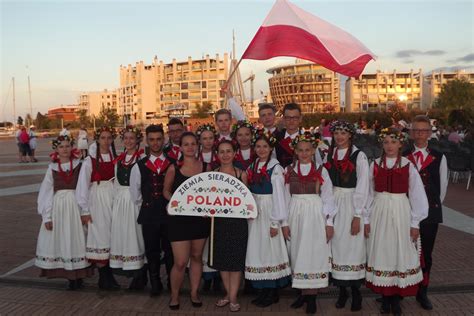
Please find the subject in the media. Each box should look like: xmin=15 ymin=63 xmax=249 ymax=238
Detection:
xmin=249 ymin=165 xmax=276 ymax=195
xmin=90 ymin=157 xmax=114 ymax=182
xmin=326 ymin=150 xmax=360 ymax=188
xmin=374 ymin=162 xmax=409 ymax=194
xmin=287 ymin=166 xmax=322 ymax=195
xmin=52 ymin=164 xmax=82 ymax=192
xmin=116 ymin=162 xmax=134 ymax=186
xmin=137 ymin=157 xmax=169 ymax=224
xmin=403 ymin=147 xmax=443 ymax=223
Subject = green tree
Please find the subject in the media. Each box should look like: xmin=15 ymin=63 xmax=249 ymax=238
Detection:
xmin=192 ymin=101 xmax=213 ymax=118
xmin=96 ymin=106 xmax=120 ymax=127
xmin=435 ymin=79 xmax=474 ymax=111
xmin=25 ymin=113 xmax=33 ymax=127
xmin=77 ymin=109 xmax=91 ymax=127
xmin=17 ymin=116 xmax=23 ymax=125
xmin=35 ymin=112 xmax=51 ymax=129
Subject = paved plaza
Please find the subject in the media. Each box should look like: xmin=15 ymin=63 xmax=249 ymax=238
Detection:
xmin=0 ymin=138 xmax=473 ymax=315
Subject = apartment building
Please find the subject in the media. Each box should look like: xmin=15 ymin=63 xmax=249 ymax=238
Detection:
xmin=345 ymin=69 xmax=423 ymax=112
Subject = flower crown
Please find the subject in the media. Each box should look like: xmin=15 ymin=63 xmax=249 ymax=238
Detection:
xmin=291 ymin=132 xmax=320 ymax=149
xmin=119 ymin=125 xmax=143 ymax=142
xmin=329 ymin=120 xmax=356 ymax=135
xmin=252 ymin=128 xmax=277 ymax=147
xmin=51 ymin=135 xmax=75 ymax=149
xmin=231 ymin=120 xmax=255 ymax=139
xmin=196 ymin=123 xmax=217 ymax=138
xmin=378 ymin=127 xmax=408 ymax=143
xmin=94 ymin=126 xmax=117 ymax=140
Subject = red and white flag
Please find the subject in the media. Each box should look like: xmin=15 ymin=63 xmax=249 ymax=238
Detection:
xmin=241 ymin=0 xmax=376 ymax=77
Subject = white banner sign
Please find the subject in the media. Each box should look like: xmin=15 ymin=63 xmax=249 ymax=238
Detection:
xmin=168 ymin=172 xmax=257 ymax=219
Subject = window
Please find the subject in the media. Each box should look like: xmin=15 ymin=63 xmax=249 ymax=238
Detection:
xmin=181 ymin=93 xmax=188 ymax=99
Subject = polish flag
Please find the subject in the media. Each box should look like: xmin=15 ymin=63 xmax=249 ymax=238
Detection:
xmin=241 ymin=0 xmax=376 ymax=77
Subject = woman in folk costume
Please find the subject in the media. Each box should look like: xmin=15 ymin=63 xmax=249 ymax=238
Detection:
xmin=232 ymin=120 xmax=256 ymax=171
xmin=195 ymin=123 xmax=221 ymax=292
xmin=245 ymin=129 xmax=292 ymax=308
xmin=35 ymin=135 xmax=92 ymax=290
xmin=324 ymin=120 xmax=369 ymax=312
xmin=284 ymin=133 xmax=337 ymax=315
xmin=76 ymin=126 xmax=119 ymax=290
xmin=366 ymin=128 xmax=428 ymax=315
xmin=109 ymin=125 xmax=147 ymax=290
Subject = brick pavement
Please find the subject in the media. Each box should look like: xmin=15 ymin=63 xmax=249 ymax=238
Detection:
xmin=1 ymin=138 xmax=473 ymax=315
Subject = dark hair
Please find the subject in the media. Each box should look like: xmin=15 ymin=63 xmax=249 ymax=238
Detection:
xmin=412 ymin=115 xmax=431 ymax=125
xmin=145 ymin=124 xmax=164 ymax=136
xmin=216 ymin=139 xmax=237 ymax=152
xmin=179 ymin=131 xmax=198 ymax=146
xmin=282 ymin=103 xmax=301 ymax=115
xmin=215 ymin=108 xmax=232 ymax=121
xmin=258 ymin=103 xmax=276 ymax=114
xmin=168 ymin=118 xmax=184 ymax=127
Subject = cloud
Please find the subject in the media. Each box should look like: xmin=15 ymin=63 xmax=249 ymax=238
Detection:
xmin=403 ymin=59 xmax=414 ymax=64
xmin=447 ymin=53 xmax=474 ymax=63
xmin=426 ymin=65 xmax=474 ymax=74
xmin=395 ymin=50 xmax=446 ymax=58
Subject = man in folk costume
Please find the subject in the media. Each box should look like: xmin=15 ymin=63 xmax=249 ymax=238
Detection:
xmin=258 ymin=103 xmax=279 ymax=160
xmin=404 ymin=115 xmax=448 ymax=310
xmin=215 ymin=108 xmax=233 ymax=141
xmin=274 ymin=103 xmax=303 ymax=168
xmin=163 ymin=118 xmax=184 ymax=164
xmin=130 ymin=124 xmax=173 ymax=296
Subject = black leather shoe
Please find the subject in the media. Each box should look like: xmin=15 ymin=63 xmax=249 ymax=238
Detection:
xmin=376 ymin=296 xmax=383 ymax=303
xmin=335 ymin=287 xmax=348 ymax=309
xmin=148 ymin=262 xmax=163 ymax=297
xmin=416 ymin=286 xmax=433 ymax=310
xmin=391 ymin=296 xmax=402 ymax=316
xmin=305 ymin=295 xmax=317 ymax=314
xmin=67 ymin=280 xmax=77 ymax=290
xmin=251 ymin=289 xmax=266 ymax=305
xmin=76 ymin=278 xmax=84 ymax=289
xmin=350 ymin=286 xmax=362 ymax=311
xmin=380 ymin=296 xmax=390 ymax=314
xmin=190 ymin=296 xmax=203 ymax=308
xmin=106 ymin=267 xmax=120 ymax=290
xmin=257 ymin=288 xmax=279 ymax=307
xmin=290 ymin=294 xmax=306 ymax=309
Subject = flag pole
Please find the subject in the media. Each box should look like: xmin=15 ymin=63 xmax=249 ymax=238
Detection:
xmin=221 ymin=56 xmax=243 ymax=92
xmin=209 ymin=216 xmax=215 ymax=266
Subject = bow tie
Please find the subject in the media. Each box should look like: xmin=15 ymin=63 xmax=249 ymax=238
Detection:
xmin=154 ymin=158 xmax=164 ymax=169
xmin=414 ymin=151 xmax=424 ymax=164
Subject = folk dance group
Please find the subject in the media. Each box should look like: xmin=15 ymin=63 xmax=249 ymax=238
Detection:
xmin=35 ymin=102 xmax=447 ymax=315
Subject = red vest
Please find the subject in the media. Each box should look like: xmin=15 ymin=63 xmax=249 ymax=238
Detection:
xmin=90 ymin=157 xmax=114 ymax=182
xmin=374 ymin=161 xmax=409 ymax=194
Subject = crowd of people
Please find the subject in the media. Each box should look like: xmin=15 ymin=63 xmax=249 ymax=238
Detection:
xmin=34 ymin=102 xmax=448 ymax=315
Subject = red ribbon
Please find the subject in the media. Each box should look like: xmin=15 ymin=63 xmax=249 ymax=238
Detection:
xmin=146 ymin=157 xmax=170 ymax=174
xmin=297 ymin=161 xmax=324 ymax=184
xmin=113 ymin=149 xmax=144 ymax=165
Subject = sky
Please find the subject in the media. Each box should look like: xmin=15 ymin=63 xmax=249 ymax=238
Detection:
xmin=1 ymin=0 xmax=473 ymax=122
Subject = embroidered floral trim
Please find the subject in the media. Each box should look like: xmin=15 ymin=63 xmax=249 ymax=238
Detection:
xmin=86 ymin=247 xmax=110 ymax=254
xmin=366 ymin=266 xmax=421 ymax=279
xmin=110 ymin=254 xmax=145 ymax=263
xmin=36 ymin=255 xmax=86 ymax=264
xmin=332 ymin=262 xmax=366 ymax=272
xmin=293 ymin=272 xmax=328 ymax=280
xmin=245 ymin=262 xmax=290 ymax=274
xmin=193 ymin=186 xmax=234 ymax=194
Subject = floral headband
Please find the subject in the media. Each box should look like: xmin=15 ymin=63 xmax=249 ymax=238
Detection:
xmin=252 ymin=128 xmax=277 ymax=147
xmin=196 ymin=123 xmax=217 ymax=138
xmin=94 ymin=126 xmax=117 ymax=140
xmin=51 ymin=135 xmax=75 ymax=149
xmin=291 ymin=132 xmax=320 ymax=149
xmin=378 ymin=127 xmax=408 ymax=143
xmin=119 ymin=125 xmax=143 ymax=142
xmin=329 ymin=120 xmax=356 ymax=135
xmin=231 ymin=120 xmax=255 ymax=139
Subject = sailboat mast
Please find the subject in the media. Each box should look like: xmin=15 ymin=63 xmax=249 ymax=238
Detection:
xmin=12 ymin=77 xmax=16 ymax=125
xmin=28 ymin=75 xmax=33 ymax=124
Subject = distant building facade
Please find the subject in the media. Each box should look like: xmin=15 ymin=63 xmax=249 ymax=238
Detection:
xmin=78 ymin=89 xmax=119 ymax=117
xmin=47 ymin=105 xmax=80 ymax=122
xmin=119 ymin=54 xmax=229 ymax=124
xmin=345 ymin=69 xmax=423 ymax=112
xmin=423 ymin=69 xmax=474 ymax=108
xmin=267 ymin=61 xmax=340 ymax=113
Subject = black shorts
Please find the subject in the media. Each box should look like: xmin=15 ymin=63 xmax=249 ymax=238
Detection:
xmin=20 ymin=143 xmax=31 ymax=156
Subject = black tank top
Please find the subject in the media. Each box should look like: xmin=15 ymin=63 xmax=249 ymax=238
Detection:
xmin=171 ymin=162 xmax=208 ymax=193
